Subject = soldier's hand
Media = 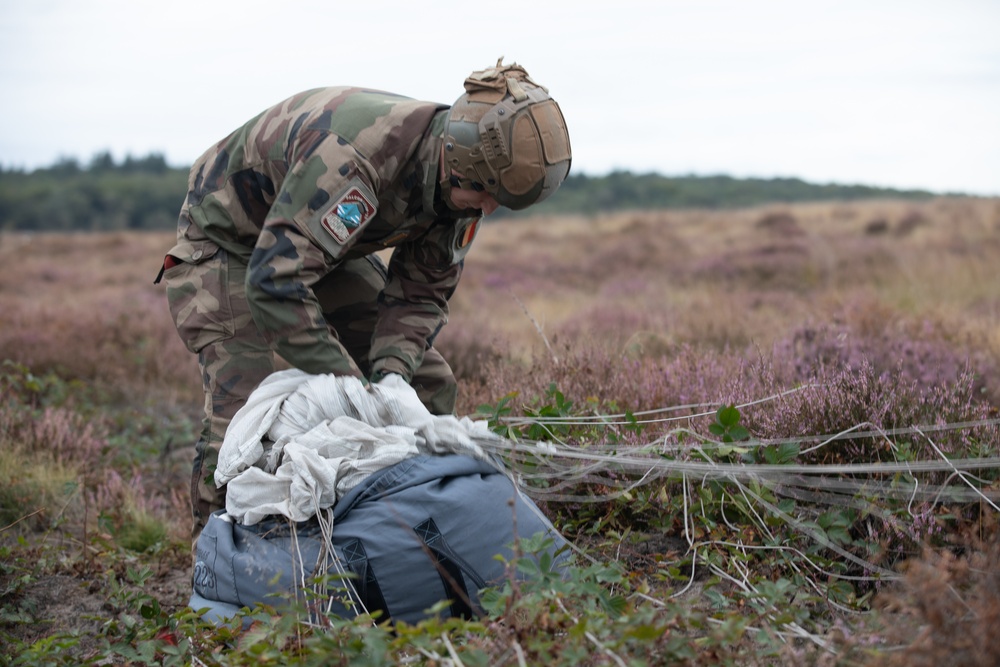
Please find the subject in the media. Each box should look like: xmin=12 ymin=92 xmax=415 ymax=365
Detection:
xmin=369 ymin=370 xmax=403 ymax=386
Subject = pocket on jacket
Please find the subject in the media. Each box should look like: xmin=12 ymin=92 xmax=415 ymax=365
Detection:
xmin=163 ymin=239 xmax=236 ymax=353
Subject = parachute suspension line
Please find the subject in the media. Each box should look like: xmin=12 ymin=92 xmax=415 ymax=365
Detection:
xmin=472 ymin=396 xmax=998 ymax=601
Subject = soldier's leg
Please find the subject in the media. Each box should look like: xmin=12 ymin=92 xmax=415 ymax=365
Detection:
xmin=315 ymin=254 xmax=457 ymax=415
xmin=164 ymin=246 xmax=273 ymax=538
xmin=411 ymin=347 xmax=458 ymax=415
xmin=191 ymin=331 xmax=273 ymax=535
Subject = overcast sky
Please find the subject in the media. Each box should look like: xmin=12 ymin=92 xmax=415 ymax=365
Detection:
xmin=1 ymin=0 xmax=997 ymax=195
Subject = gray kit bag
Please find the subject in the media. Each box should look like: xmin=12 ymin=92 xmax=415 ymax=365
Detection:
xmin=190 ymin=453 xmax=569 ymax=625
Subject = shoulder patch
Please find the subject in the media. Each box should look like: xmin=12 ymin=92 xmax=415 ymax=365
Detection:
xmin=320 ymin=183 xmax=377 ymax=244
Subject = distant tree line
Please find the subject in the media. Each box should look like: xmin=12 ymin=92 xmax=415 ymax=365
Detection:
xmin=492 ymin=171 xmax=940 ymax=218
xmin=0 ymin=152 xmax=944 ymax=232
xmin=0 ymin=152 xmax=187 ymax=231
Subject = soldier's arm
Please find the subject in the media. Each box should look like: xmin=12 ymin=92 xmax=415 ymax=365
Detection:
xmin=245 ymin=135 xmax=379 ymax=377
xmin=369 ymin=216 xmax=480 ymax=382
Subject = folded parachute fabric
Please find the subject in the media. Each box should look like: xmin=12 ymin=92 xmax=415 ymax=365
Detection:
xmin=215 ymin=370 xmax=496 ymax=525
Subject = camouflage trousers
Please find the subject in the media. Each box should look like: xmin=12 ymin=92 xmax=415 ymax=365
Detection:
xmin=162 ymin=244 xmax=457 ymax=539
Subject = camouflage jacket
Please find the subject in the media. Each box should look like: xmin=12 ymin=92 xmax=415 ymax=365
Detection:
xmin=176 ymin=87 xmax=481 ymax=381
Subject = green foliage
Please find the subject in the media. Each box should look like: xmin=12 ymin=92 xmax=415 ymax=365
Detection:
xmin=0 ymin=158 xmax=947 ymax=231
xmin=0 ymin=152 xmax=186 ymax=231
xmin=709 ymin=404 xmax=750 ymax=443
xmin=522 ymin=383 xmax=575 ymax=441
xmin=0 ymin=361 xmax=82 ymax=410
xmin=1 ymin=359 xmax=195 ymax=470
xmin=495 ymin=170 xmax=939 ymax=218
xmin=0 ymin=541 xmax=38 ymax=629
xmin=475 ymin=390 xmax=519 ymax=439
xmin=8 ymin=534 xmax=760 ymax=665
xmin=101 ymin=508 xmax=168 ymax=554
xmin=759 ymin=441 xmax=801 ymax=465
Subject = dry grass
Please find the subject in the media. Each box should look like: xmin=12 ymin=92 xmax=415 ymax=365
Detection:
xmin=4 ymin=197 xmax=997 ymax=408
xmin=449 ymin=198 xmax=1000 ymax=356
xmin=441 ymin=197 xmax=1000 ymax=412
xmin=871 ymin=536 xmax=1000 ymax=667
xmin=0 ymin=231 xmax=199 ymax=406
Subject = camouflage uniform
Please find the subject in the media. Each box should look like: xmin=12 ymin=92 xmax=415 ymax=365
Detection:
xmin=159 ymin=87 xmax=483 ymax=536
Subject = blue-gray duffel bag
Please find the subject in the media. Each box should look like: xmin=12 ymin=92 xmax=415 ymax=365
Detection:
xmin=190 ymin=453 xmax=569 ymax=625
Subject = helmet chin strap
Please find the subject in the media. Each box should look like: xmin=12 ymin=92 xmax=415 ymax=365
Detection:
xmin=438 ymin=174 xmax=460 ymax=212
xmin=438 ymin=144 xmax=482 ymax=216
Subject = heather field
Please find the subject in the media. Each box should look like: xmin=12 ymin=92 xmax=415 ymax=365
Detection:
xmin=2 ymin=196 xmax=999 ymax=665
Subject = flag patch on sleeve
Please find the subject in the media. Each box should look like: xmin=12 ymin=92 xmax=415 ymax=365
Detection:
xmin=458 ymin=219 xmax=479 ymax=248
xmin=320 ymin=185 xmax=377 ymax=243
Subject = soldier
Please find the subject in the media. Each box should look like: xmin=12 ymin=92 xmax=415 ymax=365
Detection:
xmin=156 ymin=60 xmax=572 ymax=537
